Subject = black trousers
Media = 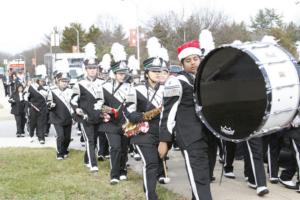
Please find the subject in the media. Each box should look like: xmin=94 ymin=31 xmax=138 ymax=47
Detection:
xmin=97 ymin=131 xmax=109 ymax=157
xmin=181 ymin=138 xmax=212 ymax=200
xmin=207 ymin=133 xmax=217 ymax=178
xmin=4 ymin=85 xmax=9 ymax=96
xmin=14 ymin=114 xmax=26 ymax=135
xmin=81 ymin=121 xmax=99 ymax=167
xmin=29 ymin=108 xmax=47 ymax=141
xmin=223 ymin=140 xmax=237 ymax=173
xmin=105 ymin=132 xmax=129 ymax=179
xmin=54 ymin=124 xmax=72 ymax=157
xmin=243 ymin=137 xmax=267 ymax=187
xmin=263 ymin=132 xmax=284 ymax=179
xmin=135 ymin=143 xmax=165 ymax=200
xmin=280 ymin=128 xmax=300 ymax=182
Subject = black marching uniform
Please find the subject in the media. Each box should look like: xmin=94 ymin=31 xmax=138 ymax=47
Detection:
xmin=279 ymin=116 xmax=300 ymax=192
xmin=242 ymin=137 xmax=268 ymax=195
xmin=70 ymin=77 xmax=104 ymax=169
xmin=49 ymin=85 xmax=73 ymax=159
xmin=159 ymin=71 xmax=212 ymax=200
xmin=26 ymin=82 xmax=49 ymax=142
xmin=9 ymin=90 xmax=27 ymax=136
xmin=99 ymin=79 xmax=130 ymax=181
xmin=126 ymin=81 xmax=165 ymax=200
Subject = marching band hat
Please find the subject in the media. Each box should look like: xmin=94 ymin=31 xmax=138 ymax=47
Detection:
xmin=111 ymin=60 xmax=129 ymax=73
xmin=143 ymin=57 xmax=167 ymax=71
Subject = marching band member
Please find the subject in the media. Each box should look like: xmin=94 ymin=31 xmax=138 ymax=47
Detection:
xmin=101 ymin=64 xmax=131 ymax=184
xmin=8 ymin=84 xmax=27 ymax=137
xmin=98 ymin=43 xmax=131 ymax=184
xmin=70 ymin=58 xmax=105 ymax=172
xmin=25 ymin=75 xmax=49 ymax=144
xmin=278 ymin=115 xmax=300 ymax=192
xmin=125 ymin=55 xmax=168 ymax=200
xmin=158 ymin=39 xmax=212 ymax=200
xmin=242 ymin=136 xmax=269 ymax=196
xmin=48 ymin=72 xmax=73 ymax=160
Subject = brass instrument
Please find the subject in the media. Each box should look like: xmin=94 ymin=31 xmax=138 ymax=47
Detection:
xmin=123 ymin=107 xmax=162 ymax=137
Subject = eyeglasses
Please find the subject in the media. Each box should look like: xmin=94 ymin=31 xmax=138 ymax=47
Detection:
xmin=86 ymin=66 xmax=97 ymax=70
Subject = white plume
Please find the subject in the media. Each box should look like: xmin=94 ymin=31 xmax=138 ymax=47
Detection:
xmin=100 ymin=53 xmax=112 ymax=72
xmin=128 ymin=55 xmax=139 ymax=74
xmin=296 ymin=41 xmax=300 ymax=60
xmin=54 ymin=59 xmax=70 ymax=73
xmin=199 ymin=29 xmax=215 ymax=56
xmin=146 ymin=37 xmax=161 ymax=58
xmin=111 ymin=43 xmax=127 ymax=62
xmin=261 ymin=35 xmax=278 ymax=44
xmin=35 ymin=64 xmax=47 ymax=78
xmin=160 ymin=47 xmax=169 ymax=62
xmin=83 ymin=42 xmax=97 ymax=59
xmin=231 ymin=40 xmax=242 ymax=45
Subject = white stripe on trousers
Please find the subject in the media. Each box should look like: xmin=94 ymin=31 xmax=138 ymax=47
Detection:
xmin=81 ymin=124 xmax=92 ymax=166
xmin=292 ymin=139 xmax=300 ymax=177
xmin=105 ymin=133 xmax=113 ymax=170
xmin=267 ymin=144 xmax=273 ymax=179
xmin=135 ymin=145 xmax=149 ymax=200
xmin=246 ymin=141 xmax=258 ymax=186
xmin=183 ymin=150 xmax=200 ymax=200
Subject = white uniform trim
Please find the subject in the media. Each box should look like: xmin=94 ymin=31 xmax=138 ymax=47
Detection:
xmin=292 ymin=139 xmax=300 ymax=176
xmin=81 ymin=124 xmax=92 ymax=166
xmin=246 ymin=141 xmax=258 ymax=186
xmin=177 ymin=74 xmax=194 ymax=87
xmin=183 ymin=150 xmax=200 ymax=200
xmin=267 ymin=144 xmax=274 ymax=179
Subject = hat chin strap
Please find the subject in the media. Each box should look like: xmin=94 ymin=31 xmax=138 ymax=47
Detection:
xmin=147 ymin=75 xmax=159 ymax=89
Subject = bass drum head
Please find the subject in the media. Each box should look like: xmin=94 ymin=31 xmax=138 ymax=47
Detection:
xmin=195 ymin=46 xmax=267 ymax=141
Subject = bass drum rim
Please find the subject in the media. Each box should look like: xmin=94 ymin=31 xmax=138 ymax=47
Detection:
xmin=195 ymin=44 xmax=269 ymax=143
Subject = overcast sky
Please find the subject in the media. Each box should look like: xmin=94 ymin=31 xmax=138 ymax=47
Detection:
xmin=0 ymin=0 xmax=299 ymax=54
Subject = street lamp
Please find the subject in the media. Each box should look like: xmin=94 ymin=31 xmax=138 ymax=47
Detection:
xmin=73 ymin=28 xmax=80 ymax=53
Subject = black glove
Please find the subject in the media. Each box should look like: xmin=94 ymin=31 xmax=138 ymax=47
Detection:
xmin=128 ymin=112 xmax=143 ymax=123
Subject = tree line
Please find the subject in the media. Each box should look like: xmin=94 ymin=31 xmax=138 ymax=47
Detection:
xmin=2 ymin=8 xmax=300 ymax=75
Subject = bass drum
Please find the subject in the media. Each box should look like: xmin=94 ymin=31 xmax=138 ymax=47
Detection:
xmin=195 ymin=42 xmax=300 ymax=142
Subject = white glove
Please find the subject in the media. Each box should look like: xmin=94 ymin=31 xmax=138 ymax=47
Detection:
xmin=76 ymin=108 xmax=84 ymax=116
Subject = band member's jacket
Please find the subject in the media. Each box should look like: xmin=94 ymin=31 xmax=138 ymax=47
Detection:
xmin=99 ymin=80 xmax=131 ymax=134
xmin=49 ymin=86 xmax=73 ymax=125
xmin=26 ymin=82 xmax=49 ymax=112
xmin=70 ymin=77 xmax=105 ymax=124
xmin=159 ymin=71 xmax=206 ymax=148
xmin=9 ymin=91 xmax=27 ymax=115
xmin=126 ymin=82 xmax=164 ymax=144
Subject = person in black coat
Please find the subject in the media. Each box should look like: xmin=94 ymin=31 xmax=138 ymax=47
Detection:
xmin=159 ymin=40 xmax=212 ymax=200
xmin=8 ymin=84 xmax=27 ymax=137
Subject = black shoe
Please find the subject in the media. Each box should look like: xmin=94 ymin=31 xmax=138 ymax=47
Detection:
xmin=269 ymin=177 xmax=279 ymax=184
xmin=39 ymin=140 xmax=45 ymax=144
xmin=97 ymin=155 xmax=105 ymax=161
xmin=279 ymin=178 xmax=297 ymax=189
xmin=224 ymin=172 xmax=236 ymax=179
xmin=16 ymin=134 xmax=21 ymax=137
xmin=210 ymin=176 xmax=216 ymax=182
xmin=257 ymin=186 xmax=269 ymax=196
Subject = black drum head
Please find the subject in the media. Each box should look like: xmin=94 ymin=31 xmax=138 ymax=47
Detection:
xmin=195 ymin=46 xmax=268 ymax=141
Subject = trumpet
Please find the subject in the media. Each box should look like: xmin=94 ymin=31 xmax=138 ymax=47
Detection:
xmin=123 ymin=107 xmax=162 ymax=137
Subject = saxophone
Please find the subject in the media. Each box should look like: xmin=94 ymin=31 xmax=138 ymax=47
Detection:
xmin=123 ymin=107 xmax=162 ymax=137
